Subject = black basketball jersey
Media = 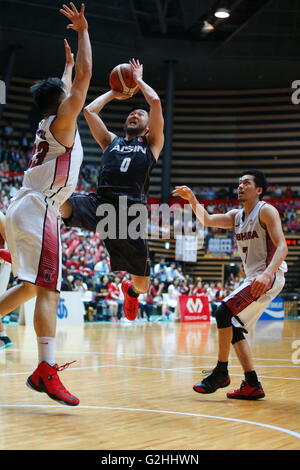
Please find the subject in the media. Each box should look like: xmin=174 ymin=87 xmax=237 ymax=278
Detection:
xmin=97 ymin=135 xmax=156 ymax=202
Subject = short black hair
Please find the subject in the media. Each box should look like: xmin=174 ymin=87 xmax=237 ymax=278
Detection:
xmin=30 ymin=77 xmax=65 ymax=115
xmin=127 ymin=104 xmax=150 ymax=115
xmin=240 ymin=169 xmax=268 ymax=199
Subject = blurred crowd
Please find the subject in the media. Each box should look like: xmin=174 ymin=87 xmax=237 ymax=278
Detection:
xmin=191 ymin=183 xmax=300 ymax=200
xmin=60 ymin=226 xmax=239 ymax=322
xmin=0 ymin=122 xmax=300 ymax=322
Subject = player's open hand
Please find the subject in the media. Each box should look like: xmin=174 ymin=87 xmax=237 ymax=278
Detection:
xmin=129 ymin=59 xmax=143 ymax=83
xmin=250 ymin=272 xmax=274 ymax=298
xmin=172 ymin=185 xmax=195 ymax=202
xmin=64 ymin=39 xmax=74 ymax=67
xmin=60 ymin=3 xmax=88 ymax=32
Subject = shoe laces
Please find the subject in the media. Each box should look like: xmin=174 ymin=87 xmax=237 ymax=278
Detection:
xmin=202 ymin=367 xmax=224 ymax=375
xmin=240 ymin=380 xmax=247 ymax=390
xmin=47 ymin=360 xmax=77 ymax=391
xmin=54 ymin=360 xmax=77 ymax=373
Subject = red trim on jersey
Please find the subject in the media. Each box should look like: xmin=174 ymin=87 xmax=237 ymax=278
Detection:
xmin=50 ymin=148 xmax=72 ymax=191
xmin=224 ymin=284 xmax=257 ymax=316
xmin=266 ymin=229 xmax=276 ymax=266
xmin=35 ymin=206 xmax=59 ymax=291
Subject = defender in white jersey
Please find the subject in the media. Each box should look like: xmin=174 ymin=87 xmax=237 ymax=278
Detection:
xmin=0 ymin=2 xmax=92 ymax=406
xmin=173 ymin=169 xmax=288 ymax=400
xmin=6 ymin=115 xmax=83 ymax=291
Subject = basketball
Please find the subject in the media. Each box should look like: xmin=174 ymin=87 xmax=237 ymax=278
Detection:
xmin=109 ymin=63 xmax=140 ymax=95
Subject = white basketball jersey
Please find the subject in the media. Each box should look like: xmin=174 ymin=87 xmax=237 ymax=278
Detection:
xmin=19 ymin=115 xmax=83 ymax=208
xmin=234 ymin=201 xmax=287 ymax=278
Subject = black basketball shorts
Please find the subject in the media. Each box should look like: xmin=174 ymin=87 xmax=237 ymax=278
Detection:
xmin=62 ymin=192 xmax=151 ymax=277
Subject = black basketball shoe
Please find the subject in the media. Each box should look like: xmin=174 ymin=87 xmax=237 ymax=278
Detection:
xmin=193 ymin=368 xmax=230 ymax=394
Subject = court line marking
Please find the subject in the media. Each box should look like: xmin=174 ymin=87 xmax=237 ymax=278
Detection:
xmin=0 ymin=403 xmax=299 ymax=441
xmin=3 ymin=348 xmax=295 ymax=362
xmin=1 ymin=364 xmax=299 ymax=381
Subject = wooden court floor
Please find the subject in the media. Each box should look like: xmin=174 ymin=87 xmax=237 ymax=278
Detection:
xmin=0 ymin=319 xmax=299 ymax=450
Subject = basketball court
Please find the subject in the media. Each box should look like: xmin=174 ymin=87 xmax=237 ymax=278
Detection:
xmin=1 ymin=0 xmax=300 ymax=457
xmin=0 ymin=319 xmax=299 ymax=450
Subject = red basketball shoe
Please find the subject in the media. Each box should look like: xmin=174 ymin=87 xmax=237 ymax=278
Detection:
xmin=26 ymin=361 xmax=80 ymax=406
xmin=0 ymin=249 xmax=12 ymax=264
xmin=121 ymin=280 xmax=139 ymax=321
xmin=227 ymin=380 xmax=265 ymax=400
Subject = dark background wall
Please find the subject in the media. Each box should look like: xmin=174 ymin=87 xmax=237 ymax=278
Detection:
xmin=1 ymin=0 xmax=300 ymax=91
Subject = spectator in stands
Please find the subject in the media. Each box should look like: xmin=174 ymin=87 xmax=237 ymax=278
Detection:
xmin=179 ymin=278 xmax=192 ymax=295
xmin=73 ymin=277 xmax=88 ymax=295
xmin=61 ymin=274 xmax=75 ymax=291
xmin=94 ymin=274 xmax=110 ymax=320
xmin=66 ymin=255 xmax=80 ymax=273
xmin=106 ymin=275 xmax=123 ymax=320
xmin=215 ymin=281 xmax=227 ymax=301
xmin=273 ymin=185 xmax=283 ymax=198
xmin=287 ymin=215 xmax=300 ymax=233
xmin=85 ymin=247 xmax=97 ymax=270
xmin=94 ymin=252 xmax=110 ymax=277
xmin=147 ymin=277 xmax=164 ymax=314
xmin=192 ymin=280 xmax=205 ymax=296
xmin=138 ymin=293 xmax=152 ymax=321
xmin=161 ymin=278 xmax=181 ymax=320
xmin=3 ymin=121 xmax=14 ymax=143
xmin=154 ymin=257 xmax=168 ymax=283
xmin=97 ymin=274 xmax=110 ymax=297
xmin=284 ymin=186 xmax=295 ymax=198
xmin=166 ymin=262 xmax=184 ymax=285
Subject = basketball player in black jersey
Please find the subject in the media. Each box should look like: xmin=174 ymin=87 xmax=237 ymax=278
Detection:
xmin=60 ymin=59 xmax=164 ymax=320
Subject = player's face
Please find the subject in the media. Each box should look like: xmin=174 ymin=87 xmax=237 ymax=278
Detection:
xmin=125 ymin=109 xmax=149 ymax=135
xmin=237 ymin=175 xmax=262 ymax=201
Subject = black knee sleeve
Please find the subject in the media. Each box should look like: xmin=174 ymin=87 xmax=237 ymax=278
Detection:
xmin=231 ymin=325 xmax=245 ymax=344
xmin=215 ymin=302 xmax=233 ymax=329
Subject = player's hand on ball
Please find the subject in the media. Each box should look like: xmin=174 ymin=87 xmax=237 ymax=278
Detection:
xmin=60 ymin=2 xmax=88 ymax=32
xmin=172 ymin=185 xmax=194 ymax=201
xmin=129 ymin=59 xmax=143 ymax=83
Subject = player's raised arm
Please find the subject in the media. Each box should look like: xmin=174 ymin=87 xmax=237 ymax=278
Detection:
xmin=172 ymin=185 xmax=238 ymax=229
xmin=53 ymin=2 xmax=92 ymax=131
xmin=61 ymin=38 xmax=75 ymax=94
xmin=83 ymin=90 xmax=129 ymax=151
xmin=129 ymin=59 xmax=164 ymax=160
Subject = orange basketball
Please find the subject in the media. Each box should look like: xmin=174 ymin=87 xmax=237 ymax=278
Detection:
xmin=109 ymin=63 xmax=140 ymax=95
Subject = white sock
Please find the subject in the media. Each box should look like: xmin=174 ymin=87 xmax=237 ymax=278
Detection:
xmin=37 ymin=337 xmax=56 ymax=367
xmin=0 ymin=329 xmax=6 ymax=337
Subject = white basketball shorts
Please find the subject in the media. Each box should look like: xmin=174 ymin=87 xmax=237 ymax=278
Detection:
xmin=0 ymin=261 xmax=11 ymax=295
xmin=222 ymin=270 xmax=285 ymax=332
xmin=5 ymin=193 xmax=62 ymax=292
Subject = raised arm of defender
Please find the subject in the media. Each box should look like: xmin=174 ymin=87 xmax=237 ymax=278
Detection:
xmin=51 ymin=3 xmax=92 ymax=147
xmin=172 ymin=185 xmax=238 ymax=229
xmin=61 ymin=38 xmax=75 ymax=95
